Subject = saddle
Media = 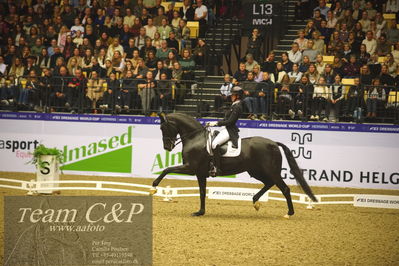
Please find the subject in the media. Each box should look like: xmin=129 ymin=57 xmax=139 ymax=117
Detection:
xmin=206 ymin=130 xmax=241 ymax=157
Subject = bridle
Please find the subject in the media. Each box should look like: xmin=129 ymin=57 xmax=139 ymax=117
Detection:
xmin=162 ymin=120 xmax=205 ymax=149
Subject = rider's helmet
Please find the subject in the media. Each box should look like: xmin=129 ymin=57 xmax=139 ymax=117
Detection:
xmin=231 ymin=86 xmax=244 ymax=98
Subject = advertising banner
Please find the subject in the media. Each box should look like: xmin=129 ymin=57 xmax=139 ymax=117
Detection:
xmin=0 ymin=112 xmax=398 ymax=190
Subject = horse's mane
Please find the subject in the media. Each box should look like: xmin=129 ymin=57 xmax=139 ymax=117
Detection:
xmin=166 ymin=113 xmax=203 ymax=130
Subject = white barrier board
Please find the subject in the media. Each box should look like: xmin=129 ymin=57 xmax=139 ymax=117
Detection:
xmin=354 ymin=195 xmax=399 ymax=209
xmin=0 ymin=113 xmax=398 ymax=190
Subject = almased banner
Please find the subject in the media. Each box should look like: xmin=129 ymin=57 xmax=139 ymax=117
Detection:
xmin=0 ymin=112 xmax=398 ymax=190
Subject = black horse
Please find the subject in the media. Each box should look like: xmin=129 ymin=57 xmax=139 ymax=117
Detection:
xmin=151 ymin=113 xmax=317 ymax=217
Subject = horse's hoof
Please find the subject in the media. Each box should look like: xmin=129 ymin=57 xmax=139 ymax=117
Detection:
xmin=191 ymin=211 xmax=205 ymax=216
xmin=253 ymin=201 xmax=261 ymax=211
xmin=149 ymin=187 xmax=157 ymax=195
xmin=283 ymin=214 xmax=291 ymax=219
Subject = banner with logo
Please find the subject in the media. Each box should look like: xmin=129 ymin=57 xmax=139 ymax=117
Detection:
xmin=0 ymin=112 xmax=398 ymax=190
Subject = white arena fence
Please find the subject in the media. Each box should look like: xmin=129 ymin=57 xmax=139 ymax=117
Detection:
xmin=0 ymin=178 xmax=398 ymax=210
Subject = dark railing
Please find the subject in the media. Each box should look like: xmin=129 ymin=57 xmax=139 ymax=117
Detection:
xmin=1 ymin=76 xmax=398 ymax=124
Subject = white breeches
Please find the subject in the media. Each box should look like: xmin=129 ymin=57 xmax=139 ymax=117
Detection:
xmin=212 ymin=127 xmax=230 ymax=149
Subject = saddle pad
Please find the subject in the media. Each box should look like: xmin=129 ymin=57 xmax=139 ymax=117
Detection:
xmin=206 ymin=130 xmax=242 ymax=157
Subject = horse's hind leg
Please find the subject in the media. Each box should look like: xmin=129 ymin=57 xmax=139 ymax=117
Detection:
xmin=274 ymin=178 xmax=295 ymax=218
xmin=252 ymin=178 xmax=274 ymax=211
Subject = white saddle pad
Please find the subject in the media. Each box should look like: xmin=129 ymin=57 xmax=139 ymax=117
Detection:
xmin=206 ymin=130 xmax=242 ymax=157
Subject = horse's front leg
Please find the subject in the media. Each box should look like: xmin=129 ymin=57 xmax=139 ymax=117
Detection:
xmin=151 ymin=164 xmax=194 ymax=192
xmin=192 ymin=176 xmax=207 ymax=216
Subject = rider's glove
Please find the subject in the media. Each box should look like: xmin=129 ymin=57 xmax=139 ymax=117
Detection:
xmin=206 ymin=121 xmax=218 ymax=127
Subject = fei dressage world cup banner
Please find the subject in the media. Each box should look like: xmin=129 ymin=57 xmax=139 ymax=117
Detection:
xmin=0 ymin=112 xmax=398 ymax=190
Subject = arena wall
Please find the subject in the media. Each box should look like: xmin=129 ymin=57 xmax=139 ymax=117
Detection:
xmin=0 ymin=112 xmax=398 ymax=190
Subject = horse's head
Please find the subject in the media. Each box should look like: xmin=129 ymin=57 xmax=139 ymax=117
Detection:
xmin=159 ymin=113 xmax=178 ymax=151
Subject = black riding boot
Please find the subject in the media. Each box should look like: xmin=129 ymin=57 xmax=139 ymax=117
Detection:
xmin=209 ymin=145 xmax=221 ymax=177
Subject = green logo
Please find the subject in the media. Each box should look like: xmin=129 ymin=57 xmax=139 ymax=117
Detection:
xmin=151 ymin=150 xmax=236 ymax=178
xmin=61 ymin=126 xmax=133 ymax=173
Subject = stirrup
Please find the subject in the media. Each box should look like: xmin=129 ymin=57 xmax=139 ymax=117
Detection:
xmin=209 ymin=165 xmax=217 ymax=177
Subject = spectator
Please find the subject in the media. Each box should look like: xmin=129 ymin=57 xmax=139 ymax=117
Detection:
xmin=329 ymin=74 xmax=345 ymax=122
xmin=86 ymin=70 xmax=105 ymax=110
xmin=194 ymin=0 xmax=208 ymax=37
xmin=299 ymin=55 xmax=311 ymax=73
xmin=310 ymin=76 xmax=330 ymax=121
xmin=171 ymin=10 xmax=182 ymax=31
xmin=281 ymin=52 xmax=293 ymax=73
xmin=214 ymin=74 xmax=232 ymax=112
xmin=124 ymin=8 xmax=136 ymax=28
xmin=366 ymin=78 xmax=386 ymax=118
xmin=362 ymin=30 xmax=377 ymax=55
xmin=376 ymin=34 xmax=392 ymax=56
xmin=247 ymin=28 xmax=262 ymax=61
xmin=312 ymin=31 xmax=325 ymax=55
xmin=49 ymin=66 xmax=69 ymax=110
xmin=303 ymin=39 xmax=319 ymax=62
xmin=288 ymin=63 xmax=303 ymax=83
xmin=154 ymin=7 xmax=167 ymax=26
xmin=256 ymin=71 xmax=274 ymax=120
xmin=156 ymin=40 xmax=171 ymax=60
xmin=379 ymin=64 xmax=395 ymax=91
xmin=245 ymin=54 xmax=258 ymax=72
xmin=158 ymin=18 xmax=172 ymax=40
xmin=313 ymin=10 xmax=324 ymax=30
xmin=294 ymin=29 xmax=308 ymax=52
xmin=131 ymin=17 xmax=143 ymax=37
xmin=242 ymin=71 xmax=258 ymax=119
xmin=360 ymin=64 xmax=373 ymax=86
xmin=338 ymin=9 xmax=355 ymax=31
xmin=314 ymin=0 xmax=330 ymax=18
xmin=135 ymin=27 xmax=147 ymax=50
xmin=153 ymin=60 xmax=170 ymax=80
xmin=106 ymin=38 xmax=124 ymax=60
xmin=252 ymin=64 xmax=263 ymax=83
xmin=364 ymin=1 xmax=377 ymax=20
xmin=315 ymin=54 xmax=326 ymax=74
xmin=180 ymin=0 xmax=195 ymax=21
xmin=152 ymin=31 xmax=162 ymax=48
xmin=176 ymin=19 xmax=190 ymax=50
xmin=343 ymin=55 xmax=360 ymax=77
xmin=193 ymin=39 xmax=207 ymax=66
xmin=116 ymin=70 xmax=135 ymax=112
xmin=346 ymin=77 xmax=363 ymax=117
xmin=100 ymin=72 xmax=119 ymax=111
xmin=359 ymin=11 xmax=371 ymax=32
xmin=385 ymin=0 xmax=399 ymax=13
xmin=66 ymin=68 xmax=87 ymax=112
xmin=144 ymin=17 xmax=157 ymax=39
xmin=172 ymin=61 xmax=184 ymax=103
xmin=305 ymin=63 xmax=320 ymax=84
xmin=37 ymin=48 xmax=51 ymax=70
xmin=166 ymin=31 xmax=179 ymax=52
xmin=276 ymin=83 xmax=295 ymax=119
xmin=155 ymin=72 xmax=173 ymax=113
xmin=273 ymin=62 xmax=288 ymax=85
xmin=261 ymin=52 xmax=277 ymax=74
xmin=179 ymin=48 xmax=195 ymax=81
xmin=288 ymin=42 xmax=302 ymax=64
xmin=140 ymin=37 xmax=157 ymax=59
xmin=384 ymin=53 xmax=398 ymax=75
xmin=233 ymin=62 xmax=248 ymax=85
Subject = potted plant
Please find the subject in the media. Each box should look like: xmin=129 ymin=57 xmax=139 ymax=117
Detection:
xmin=28 ymin=144 xmax=63 ymax=194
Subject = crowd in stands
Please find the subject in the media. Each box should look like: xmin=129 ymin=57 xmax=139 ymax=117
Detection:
xmin=0 ymin=0 xmax=233 ymax=114
xmin=216 ymin=0 xmax=399 ymax=122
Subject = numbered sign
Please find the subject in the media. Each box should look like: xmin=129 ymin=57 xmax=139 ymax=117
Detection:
xmin=36 ymin=155 xmax=60 ymax=194
xmin=243 ymin=1 xmax=281 ymax=28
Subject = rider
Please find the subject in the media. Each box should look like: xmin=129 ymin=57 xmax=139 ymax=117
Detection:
xmin=206 ymin=86 xmax=244 ymax=177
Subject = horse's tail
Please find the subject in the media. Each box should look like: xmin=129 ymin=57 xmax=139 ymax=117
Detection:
xmin=276 ymin=142 xmax=318 ymax=202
